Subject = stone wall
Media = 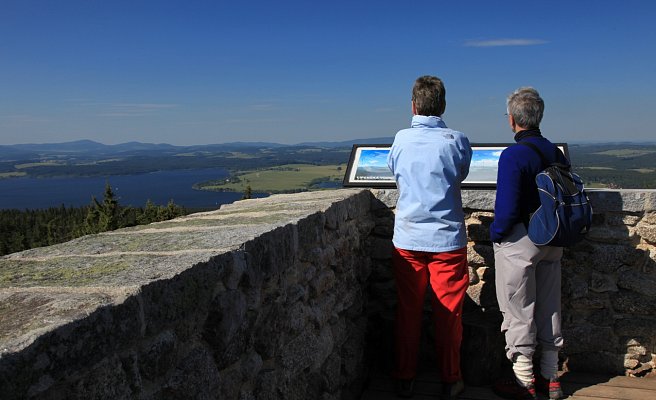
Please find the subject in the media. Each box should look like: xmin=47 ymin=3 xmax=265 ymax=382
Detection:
xmin=0 ymin=190 xmax=377 ymax=400
xmin=1 ymin=188 xmax=655 ymax=399
xmin=368 ymin=189 xmax=656 ymax=383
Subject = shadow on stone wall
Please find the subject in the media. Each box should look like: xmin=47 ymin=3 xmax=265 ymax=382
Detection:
xmin=560 ymin=191 xmax=656 ymax=376
xmin=364 ymin=189 xmax=656 ymax=386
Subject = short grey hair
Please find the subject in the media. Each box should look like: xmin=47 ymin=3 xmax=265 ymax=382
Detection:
xmin=507 ymin=87 xmax=544 ymax=129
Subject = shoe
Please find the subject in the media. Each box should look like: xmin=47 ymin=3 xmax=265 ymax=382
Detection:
xmin=535 ymin=374 xmax=564 ymax=399
xmin=396 ymin=379 xmax=414 ymax=398
xmin=441 ymin=379 xmax=464 ymax=399
xmin=492 ymin=377 xmax=537 ymax=399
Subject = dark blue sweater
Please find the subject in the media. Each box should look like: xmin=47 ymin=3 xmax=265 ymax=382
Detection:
xmin=489 ymin=129 xmax=569 ymax=243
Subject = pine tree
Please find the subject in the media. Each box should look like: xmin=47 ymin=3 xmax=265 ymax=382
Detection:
xmin=83 ymin=198 xmax=101 ymax=234
xmin=242 ymin=185 xmax=253 ymax=200
xmin=138 ymin=199 xmax=159 ymax=224
xmin=97 ymin=182 xmax=120 ymax=231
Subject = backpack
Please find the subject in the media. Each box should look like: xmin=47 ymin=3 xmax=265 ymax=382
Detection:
xmin=519 ymin=141 xmax=593 ymax=247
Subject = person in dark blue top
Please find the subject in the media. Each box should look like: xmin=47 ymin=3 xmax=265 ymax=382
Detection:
xmin=490 ymin=88 xmax=566 ymax=400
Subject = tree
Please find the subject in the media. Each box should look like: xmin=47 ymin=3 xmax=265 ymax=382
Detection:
xmin=82 ymin=181 xmax=121 ymax=233
xmin=98 ymin=182 xmax=120 ymax=231
xmin=138 ymin=199 xmax=159 ymax=224
xmin=242 ymin=185 xmax=252 ymax=200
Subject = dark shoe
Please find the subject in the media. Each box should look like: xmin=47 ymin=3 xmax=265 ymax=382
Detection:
xmin=492 ymin=377 xmax=537 ymax=400
xmin=535 ymin=374 xmax=564 ymax=399
xmin=441 ymin=379 xmax=464 ymax=399
xmin=396 ymin=379 xmax=414 ymax=398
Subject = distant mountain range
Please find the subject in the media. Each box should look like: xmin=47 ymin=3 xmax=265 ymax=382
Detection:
xmin=0 ymin=137 xmax=396 ymax=158
xmin=2 ymin=138 xmax=656 ymax=188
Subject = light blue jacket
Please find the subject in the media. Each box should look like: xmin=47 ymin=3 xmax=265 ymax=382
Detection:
xmin=387 ymin=115 xmax=472 ymax=252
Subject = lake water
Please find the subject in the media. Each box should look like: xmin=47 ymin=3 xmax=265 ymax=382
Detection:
xmin=0 ymin=168 xmax=265 ymax=210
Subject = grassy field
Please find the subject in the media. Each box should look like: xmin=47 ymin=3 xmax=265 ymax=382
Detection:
xmin=592 ymin=149 xmax=656 ymax=158
xmin=14 ymin=161 xmax=66 ymax=169
xmin=199 ymin=163 xmax=346 ymax=193
xmin=0 ymin=171 xmax=27 ymax=179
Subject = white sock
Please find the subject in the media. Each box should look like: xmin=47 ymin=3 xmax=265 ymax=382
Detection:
xmin=513 ymin=354 xmax=534 ymax=387
xmin=540 ymin=350 xmax=559 ymax=380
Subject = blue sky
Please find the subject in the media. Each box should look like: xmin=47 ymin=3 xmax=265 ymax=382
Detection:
xmin=1 ymin=0 xmax=655 ymax=146
xmin=358 ymin=149 xmax=390 ymax=168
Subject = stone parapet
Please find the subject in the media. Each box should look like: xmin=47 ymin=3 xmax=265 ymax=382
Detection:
xmin=0 ymin=189 xmax=376 ymax=400
xmin=1 ymin=187 xmax=655 ymax=399
xmin=369 ymin=188 xmax=656 ymax=379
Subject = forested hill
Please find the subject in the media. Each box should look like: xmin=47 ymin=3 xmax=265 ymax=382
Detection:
xmin=0 ymin=138 xmax=392 ymax=179
xmin=568 ymin=143 xmax=656 ymax=188
xmin=1 ymin=140 xmax=656 ymax=189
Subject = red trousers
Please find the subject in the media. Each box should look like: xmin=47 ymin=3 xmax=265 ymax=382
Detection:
xmin=392 ymin=246 xmax=469 ymax=383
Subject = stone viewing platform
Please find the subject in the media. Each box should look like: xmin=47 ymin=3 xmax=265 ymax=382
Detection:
xmin=1 ymin=188 xmax=655 ymax=399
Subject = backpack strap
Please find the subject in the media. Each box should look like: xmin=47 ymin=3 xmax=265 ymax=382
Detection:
xmin=518 ymin=141 xmax=549 ymax=167
xmin=518 ymin=141 xmax=570 ymax=170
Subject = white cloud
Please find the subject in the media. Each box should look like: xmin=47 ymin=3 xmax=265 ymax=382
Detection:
xmin=471 ymin=158 xmax=499 ymax=168
xmin=464 ymin=38 xmax=548 ymax=47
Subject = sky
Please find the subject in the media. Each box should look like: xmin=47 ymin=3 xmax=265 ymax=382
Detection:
xmin=1 ymin=0 xmax=655 ymax=146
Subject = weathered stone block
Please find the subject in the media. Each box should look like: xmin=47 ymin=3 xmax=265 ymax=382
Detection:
xmin=565 ymin=351 xmax=625 ymax=375
xmin=617 ymin=265 xmax=656 ymax=297
xmin=311 ymin=269 xmax=336 ymax=297
xmin=461 ymin=190 xmax=496 ymax=210
xmin=466 ymin=280 xmax=498 ymax=310
xmin=616 ymin=318 xmax=656 ymax=352
xmin=461 ymin=311 xmax=508 ymax=385
xmin=605 ymin=212 xmax=641 ymax=227
xmin=569 ymin=243 xmax=644 ymax=273
xmin=467 ymin=243 xmax=494 ymax=268
xmin=218 ymin=362 xmax=243 ymax=400
xmin=203 ymin=291 xmax=256 ymax=369
xmin=254 ymin=369 xmax=280 ymax=400
xmin=637 ymin=212 xmax=656 ymax=244
xmin=325 ymin=201 xmax=348 ymax=230
xmin=310 ymin=293 xmax=338 ymax=327
xmin=215 ymin=252 xmax=242 ymax=291
xmin=563 ymin=274 xmax=589 ymax=299
xmin=467 ymin=221 xmax=491 ymax=242
xmin=280 ymin=329 xmax=323 ymax=376
xmin=236 ymin=350 xmax=263 ymax=389
xmin=566 ymin=293 xmax=608 ymax=310
xmin=563 ymin=324 xmax=617 ymax=353
xmin=611 ymin=290 xmax=656 ymax=315
xmin=585 ymin=225 xmax=636 ymax=243
xmin=161 ymin=346 xmax=221 ymax=400
xmin=590 ymin=272 xmax=618 ymax=293
xmin=368 ymin=237 xmax=393 ymax=260
xmin=322 ymin=353 xmax=342 ymax=394
xmin=139 ymin=330 xmax=177 ymax=380
xmin=466 ymin=212 xmax=494 ymax=242
xmin=141 ymin=264 xmax=221 ymax=339
xmin=65 ymin=355 xmax=133 ymax=400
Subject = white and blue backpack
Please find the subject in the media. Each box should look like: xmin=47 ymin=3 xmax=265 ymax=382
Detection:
xmin=520 ymin=141 xmax=593 ymax=247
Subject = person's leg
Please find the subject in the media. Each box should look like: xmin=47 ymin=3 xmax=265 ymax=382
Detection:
xmin=493 ymin=224 xmax=540 ymax=385
xmin=393 ymin=247 xmax=429 ymax=380
xmin=534 ymin=246 xmax=565 ymax=399
xmin=427 ymin=247 xmax=469 ymax=384
xmin=535 ymin=246 xmax=563 ymax=378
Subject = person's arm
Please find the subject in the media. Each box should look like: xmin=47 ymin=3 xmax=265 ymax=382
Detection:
xmin=459 ymin=135 xmax=472 ymax=182
xmin=387 ymin=144 xmax=395 ymax=175
xmin=489 ymin=150 xmax=523 ymax=242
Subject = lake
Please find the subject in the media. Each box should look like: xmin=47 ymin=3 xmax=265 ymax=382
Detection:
xmin=0 ymin=168 xmax=265 ymax=210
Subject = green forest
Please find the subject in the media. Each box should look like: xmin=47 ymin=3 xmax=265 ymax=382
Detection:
xmin=2 ymin=140 xmax=656 ymax=257
xmin=568 ymin=143 xmax=656 ymax=188
xmin=0 ymin=183 xmax=190 ymax=256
